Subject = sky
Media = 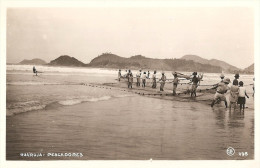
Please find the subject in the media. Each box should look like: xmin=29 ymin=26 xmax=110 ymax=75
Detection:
xmin=6 ymin=7 xmax=254 ymax=69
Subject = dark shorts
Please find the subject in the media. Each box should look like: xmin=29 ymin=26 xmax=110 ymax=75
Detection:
xmin=237 ymin=97 xmax=245 ymax=104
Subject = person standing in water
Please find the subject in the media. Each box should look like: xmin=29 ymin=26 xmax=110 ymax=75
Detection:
xmin=229 ymin=80 xmax=239 ymax=110
xmin=233 ymin=73 xmax=240 ymax=84
xmin=147 ymin=71 xmax=150 ymax=79
xmin=211 ymin=78 xmax=230 ymax=108
xmin=129 ymin=72 xmax=133 ymax=89
xmin=126 ymin=70 xmax=131 ymax=87
xmin=152 ymin=70 xmax=157 ymax=88
xmin=136 ymin=70 xmax=141 ymax=87
xmin=33 ymin=66 xmax=37 ymax=76
xmin=118 ymin=69 xmax=121 ymax=81
xmin=142 ymin=72 xmax=147 ymax=87
xmin=172 ymin=72 xmax=179 ymax=96
xmin=159 ymin=72 xmax=166 ymax=91
xmin=211 ymin=73 xmax=225 ymax=89
xmin=190 ymin=72 xmax=199 ymax=97
xmin=237 ymin=81 xmax=249 ymax=112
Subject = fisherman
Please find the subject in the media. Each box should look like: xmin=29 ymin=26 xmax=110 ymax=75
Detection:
xmin=118 ymin=69 xmax=121 ymax=81
xmin=211 ymin=73 xmax=225 ymax=89
xmin=229 ymin=80 xmax=239 ymax=109
xmin=211 ymin=78 xmax=231 ymax=108
xmin=237 ymin=81 xmax=249 ymax=112
xmin=142 ymin=72 xmax=147 ymax=87
xmin=152 ymin=70 xmax=157 ymax=88
xmin=33 ymin=66 xmax=37 ymax=76
xmin=190 ymin=72 xmax=199 ymax=97
xmin=126 ymin=70 xmax=131 ymax=86
xmin=159 ymin=72 xmax=167 ymax=91
xmin=172 ymin=72 xmax=179 ymax=96
xmin=220 ymin=73 xmax=225 ymax=82
xmin=233 ymin=73 xmax=240 ymax=84
xmin=147 ymin=71 xmax=150 ymax=79
xmin=128 ymin=72 xmax=133 ymax=89
xmin=136 ymin=69 xmax=142 ymax=87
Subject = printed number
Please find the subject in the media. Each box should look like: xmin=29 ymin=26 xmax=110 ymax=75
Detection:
xmin=238 ymin=152 xmax=248 ymax=157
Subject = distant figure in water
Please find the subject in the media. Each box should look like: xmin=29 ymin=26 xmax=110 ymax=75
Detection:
xmin=172 ymin=72 xmax=179 ymax=96
xmin=211 ymin=78 xmax=230 ymax=108
xmin=237 ymin=81 xmax=249 ymax=112
xmin=152 ymin=70 xmax=157 ymax=88
xmin=142 ymin=72 xmax=147 ymax=87
xmin=229 ymin=80 xmax=239 ymax=110
xmin=159 ymin=72 xmax=166 ymax=91
xmin=33 ymin=66 xmax=37 ymax=76
xmin=190 ymin=72 xmax=199 ymax=97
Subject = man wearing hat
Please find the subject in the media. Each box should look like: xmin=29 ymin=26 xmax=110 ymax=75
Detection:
xmin=233 ymin=73 xmax=240 ymax=84
xmin=211 ymin=78 xmax=231 ymax=108
xmin=159 ymin=72 xmax=167 ymax=91
xmin=212 ymin=73 xmax=225 ymax=89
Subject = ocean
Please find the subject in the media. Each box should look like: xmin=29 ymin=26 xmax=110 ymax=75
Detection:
xmin=6 ymin=65 xmax=254 ymax=160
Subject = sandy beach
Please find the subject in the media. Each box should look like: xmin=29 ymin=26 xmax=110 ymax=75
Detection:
xmin=6 ymin=65 xmax=255 ymax=160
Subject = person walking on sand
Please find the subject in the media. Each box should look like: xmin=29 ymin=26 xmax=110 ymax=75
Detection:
xmin=118 ymin=69 xmax=121 ymax=81
xmin=190 ymin=72 xmax=199 ymax=97
xmin=142 ymin=72 xmax=147 ymax=87
xmin=237 ymin=81 xmax=249 ymax=112
xmin=229 ymin=80 xmax=239 ymax=110
xmin=33 ymin=66 xmax=38 ymax=76
xmin=159 ymin=72 xmax=167 ymax=91
xmin=147 ymin=71 xmax=150 ymax=79
xmin=152 ymin=70 xmax=157 ymax=88
xmin=172 ymin=72 xmax=180 ymax=96
xmin=211 ymin=78 xmax=231 ymax=108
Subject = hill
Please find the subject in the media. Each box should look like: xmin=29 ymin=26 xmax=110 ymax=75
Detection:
xmin=48 ymin=55 xmax=85 ymax=67
xmin=88 ymin=53 xmax=222 ymax=73
xmin=19 ymin=58 xmax=46 ymax=65
xmin=243 ymin=63 xmax=254 ymax=74
xmin=180 ymin=55 xmax=240 ymax=72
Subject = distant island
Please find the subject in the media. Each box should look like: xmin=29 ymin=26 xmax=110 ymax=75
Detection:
xmin=19 ymin=58 xmax=46 ymax=65
xmin=48 ymin=55 xmax=85 ymax=67
xmin=16 ymin=53 xmax=254 ymax=74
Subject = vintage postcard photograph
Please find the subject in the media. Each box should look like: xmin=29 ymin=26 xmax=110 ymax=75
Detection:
xmin=1 ymin=0 xmax=260 ymax=167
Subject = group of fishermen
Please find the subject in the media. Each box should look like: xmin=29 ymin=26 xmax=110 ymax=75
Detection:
xmin=118 ymin=69 xmax=253 ymax=110
xmin=211 ymin=73 xmax=252 ymax=111
xmin=118 ymin=69 xmax=202 ymax=97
